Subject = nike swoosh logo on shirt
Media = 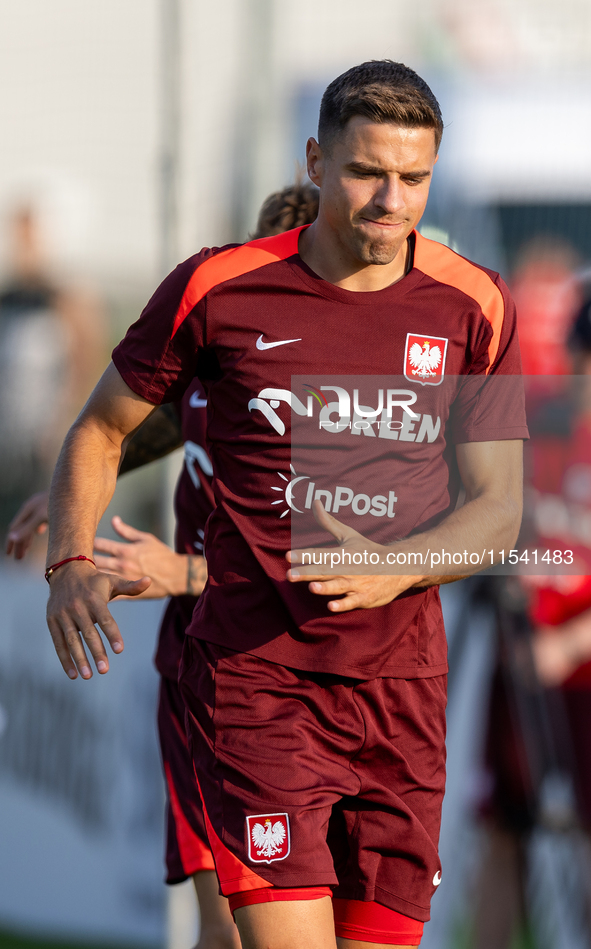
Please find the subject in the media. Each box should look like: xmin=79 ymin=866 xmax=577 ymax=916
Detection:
xmin=189 ymin=391 xmax=208 ymax=408
xmin=256 ymin=334 xmax=302 ymax=350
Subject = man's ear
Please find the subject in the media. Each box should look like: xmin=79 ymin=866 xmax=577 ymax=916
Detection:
xmin=306 ymin=137 xmax=324 ymax=187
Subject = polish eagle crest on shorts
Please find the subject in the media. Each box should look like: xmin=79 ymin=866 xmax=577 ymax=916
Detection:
xmin=404 ymin=333 xmax=448 ymax=386
xmin=246 ymin=813 xmax=290 ymax=863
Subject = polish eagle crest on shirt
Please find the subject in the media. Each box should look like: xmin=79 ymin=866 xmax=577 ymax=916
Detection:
xmin=404 ymin=333 xmax=448 ymax=386
xmin=246 ymin=813 xmax=290 ymax=863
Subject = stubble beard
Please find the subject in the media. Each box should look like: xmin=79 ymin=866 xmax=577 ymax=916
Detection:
xmin=349 ymin=220 xmax=409 ymax=266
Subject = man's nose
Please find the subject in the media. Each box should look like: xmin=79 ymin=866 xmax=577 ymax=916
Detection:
xmin=374 ymin=177 xmax=404 ymax=214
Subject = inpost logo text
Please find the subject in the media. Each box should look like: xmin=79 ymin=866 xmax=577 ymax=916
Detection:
xmin=272 ymin=466 xmax=397 ymax=519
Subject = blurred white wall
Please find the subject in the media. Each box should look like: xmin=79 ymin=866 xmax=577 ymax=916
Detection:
xmin=0 ymin=0 xmax=590 ymax=293
xmin=0 ymin=0 xmax=159 ymax=287
xmin=441 ymin=77 xmax=591 ymax=202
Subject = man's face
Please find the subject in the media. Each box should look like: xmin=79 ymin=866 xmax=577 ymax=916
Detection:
xmin=307 ymin=117 xmax=438 ymax=266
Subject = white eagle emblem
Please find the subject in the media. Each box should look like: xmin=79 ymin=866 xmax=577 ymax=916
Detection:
xmin=251 ymin=818 xmax=287 ymax=859
xmin=408 ymin=340 xmax=442 ymax=378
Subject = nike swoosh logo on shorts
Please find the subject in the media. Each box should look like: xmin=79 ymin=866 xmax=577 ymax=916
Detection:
xmin=189 ymin=391 xmax=207 ymax=408
xmin=256 ymin=334 xmax=302 ymax=350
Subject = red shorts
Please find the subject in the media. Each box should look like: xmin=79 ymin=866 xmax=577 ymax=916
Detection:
xmin=179 ymin=638 xmax=446 ymax=922
xmin=158 ymin=674 xmax=214 ymax=882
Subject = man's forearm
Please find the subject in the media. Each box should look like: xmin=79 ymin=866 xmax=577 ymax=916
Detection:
xmin=396 ymin=489 xmax=522 ymax=588
xmin=47 ymin=419 xmax=122 ymax=564
xmin=402 ymin=438 xmax=524 ymax=588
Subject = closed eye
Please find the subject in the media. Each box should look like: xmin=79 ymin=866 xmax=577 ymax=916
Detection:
xmin=402 ymin=174 xmax=431 ymax=186
xmin=346 ymin=163 xmax=382 ymax=178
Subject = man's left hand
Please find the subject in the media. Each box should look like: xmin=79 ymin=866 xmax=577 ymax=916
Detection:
xmin=286 ymin=501 xmax=421 ymax=612
xmin=94 ymin=516 xmax=190 ymax=599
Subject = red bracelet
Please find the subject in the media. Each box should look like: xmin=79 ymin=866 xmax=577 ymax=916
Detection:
xmin=45 ymin=555 xmax=96 ymax=584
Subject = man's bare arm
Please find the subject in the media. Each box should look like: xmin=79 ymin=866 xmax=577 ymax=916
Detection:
xmin=286 ymin=439 xmax=523 ymax=612
xmin=46 ymin=363 xmax=158 ymax=679
xmin=412 ymin=438 xmax=523 ymax=587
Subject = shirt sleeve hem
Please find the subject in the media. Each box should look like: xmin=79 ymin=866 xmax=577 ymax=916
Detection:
xmin=453 ymin=426 xmax=530 ymax=444
xmin=111 ymin=351 xmax=165 ymax=405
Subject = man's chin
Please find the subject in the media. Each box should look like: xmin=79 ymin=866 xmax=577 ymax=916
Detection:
xmin=349 ymin=223 xmax=410 ymax=266
xmin=356 ymin=237 xmax=405 ymax=266
xmin=363 ymin=247 xmax=399 ymax=265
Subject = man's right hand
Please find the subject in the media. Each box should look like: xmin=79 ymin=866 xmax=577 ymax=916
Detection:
xmin=46 ymin=561 xmax=151 ymax=680
xmin=44 ymin=362 xmax=158 ymax=679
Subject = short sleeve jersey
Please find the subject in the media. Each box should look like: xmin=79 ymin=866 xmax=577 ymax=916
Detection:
xmin=113 ymin=227 xmax=528 ymax=679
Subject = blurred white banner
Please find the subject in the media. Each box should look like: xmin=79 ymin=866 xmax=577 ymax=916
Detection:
xmin=0 ymin=568 xmax=168 ymax=946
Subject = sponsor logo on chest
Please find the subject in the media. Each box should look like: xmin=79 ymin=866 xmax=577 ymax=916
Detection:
xmin=248 ymin=386 xmax=441 ymax=442
xmin=271 ymin=465 xmax=397 ymax=520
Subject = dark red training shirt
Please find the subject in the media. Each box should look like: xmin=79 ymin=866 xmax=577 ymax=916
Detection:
xmin=113 ymin=227 xmax=528 ymax=678
xmin=153 ymin=377 xmax=214 ymax=680
xmin=173 ymin=379 xmax=215 ymax=557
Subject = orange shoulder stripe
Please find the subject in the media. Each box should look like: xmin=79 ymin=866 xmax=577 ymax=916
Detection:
xmin=171 ymin=226 xmax=305 ymax=337
xmin=414 ymin=231 xmax=505 ymax=372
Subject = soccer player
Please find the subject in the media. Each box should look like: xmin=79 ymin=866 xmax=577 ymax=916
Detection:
xmin=44 ymin=61 xmax=526 ymax=949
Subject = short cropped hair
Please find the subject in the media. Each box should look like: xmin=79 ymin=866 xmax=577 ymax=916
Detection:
xmin=318 ymin=60 xmax=443 ymax=153
xmin=252 ymin=180 xmax=319 ymax=239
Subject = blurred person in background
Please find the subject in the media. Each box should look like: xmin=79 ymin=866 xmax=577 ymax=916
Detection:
xmin=0 ymin=202 xmax=106 ymax=549
xmin=250 ymin=177 xmax=319 ymax=237
xmin=527 ymin=295 xmax=591 ymax=794
xmin=469 ymin=240 xmax=591 ymax=949
xmin=7 ymin=182 xmax=319 ymax=949
xmin=511 ymin=238 xmax=580 ymax=377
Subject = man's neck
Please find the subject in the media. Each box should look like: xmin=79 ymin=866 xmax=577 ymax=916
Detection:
xmin=298 ymin=220 xmax=410 ymax=292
